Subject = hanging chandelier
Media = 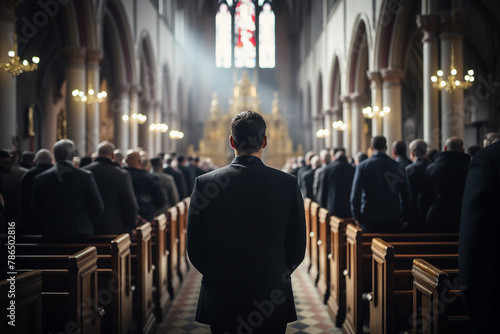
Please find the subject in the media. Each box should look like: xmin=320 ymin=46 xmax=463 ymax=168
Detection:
xmin=0 ymin=34 xmax=39 ymax=76
xmin=72 ymin=89 xmax=108 ymax=104
xmin=362 ymin=106 xmax=390 ymax=119
xmin=149 ymin=123 xmax=169 ymax=133
xmin=122 ymin=113 xmax=147 ymax=124
xmin=169 ymin=130 xmax=184 ymax=139
xmin=431 ymin=45 xmax=474 ymax=93
xmin=332 ymin=120 xmax=347 ymax=131
xmin=316 ymin=129 xmax=330 ymax=138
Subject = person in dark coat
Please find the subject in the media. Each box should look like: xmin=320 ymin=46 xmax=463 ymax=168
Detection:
xmin=319 ymin=151 xmax=355 ymax=218
xmin=393 ymin=140 xmax=412 ymax=168
xmin=351 ymin=136 xmax=413 ymax=232
xmin=177 ymin=155 xmax=196 ymax=195
xmin=405 ymin=139 xmax=430 ymax=231
xmin=297 ymin=151 xmax=315 ymax=191
xmin=84 ymin=142 xmax=138 ymax=234
xmin=124 ymin=151 xmax=166 ymax=222
xmin=187 ymin=111 xmax=306 ymax=334
xmin=459 ymin=140 xmax=500 ymax=334
xmin=163 ymin=155 xmax=187 ymax=199
xmin=19 ymin=149 xmax=53 ymax=234
xmin=299 ymin=155 xmax=320 ymax=200
xmin=420 ymin=137 xmax=470 ymax=233
xmin=31 ymin=139 xmax=104 ymax=239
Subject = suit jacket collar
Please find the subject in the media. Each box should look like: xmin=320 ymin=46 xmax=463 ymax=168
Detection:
xmin=57 ymin=160 xmax=74 ymax=168
xmin=372 ymin=151 xmax=390 ymax=159
xmin=95 ymin=157 xmax=113 ymax=164
xmin=231 ymin=155 xmax=264 ymax=166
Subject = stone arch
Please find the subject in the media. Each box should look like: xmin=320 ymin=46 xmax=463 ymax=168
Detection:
xmin=329 ymin=56 xmax=342 ymax=147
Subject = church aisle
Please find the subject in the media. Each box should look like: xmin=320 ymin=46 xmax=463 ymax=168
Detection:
xmin=157 ymin=264 xmax=342 ymax=334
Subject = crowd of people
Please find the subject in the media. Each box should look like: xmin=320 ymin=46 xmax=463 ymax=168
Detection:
xmin=282 ymin=133 xmax=500 ymax=233
xmin=0 ymin=139 xmax=215 ymax=238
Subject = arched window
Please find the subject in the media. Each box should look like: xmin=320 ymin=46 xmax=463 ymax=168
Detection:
xmin=215 ymin=0 xmax=275 ymax=69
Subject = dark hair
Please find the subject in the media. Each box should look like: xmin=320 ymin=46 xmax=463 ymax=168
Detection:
xmin=230 ymin=111 xmax=266 ymax=154
xmin=177 ymin=155 xmax=185 ymax=163
xmin=150 ymin=157 xmax=162 ymax=169
xmin=333 ymin=147 xmax=346 ymax=155
xmin=466 ymin=145 xmax=481 ymax=157
xmin=0 ymin=149 xmax=10 ymax=159
xmin=79 ymin=156 xmax=92 ymax=168
xmin=371 ymin=136 xmax=387 ymax=151
xmin=392 ymin=141 xmax=407 ymax=156
xmin=427 ymin=149 xmax=438 ymax=162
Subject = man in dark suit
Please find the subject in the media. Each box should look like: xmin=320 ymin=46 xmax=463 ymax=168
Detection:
xmin=20 ymin=149 xmax=53 ymax=234
xmin=299 ymin=155 xmax=320 ymax=200
xmin=459 ymin=140 xmax=500 ymax=334
xmin=392 ymin=140 xmax=412 ymax=168
xmin=405 ymin=139 xmax=429 ymax=231
xmin=351 ymin=136 xmax=413 ymax=232
xmin=420 ymin=137 xmax=470 ymax=233
xmin=177 ymin=155 xmax=196 ymax=195
xmin=84 ymin=142 xmax=138 ymax=234
xmin=187 ymin=111 xmax=306 ymax=334
xmin=319 ymin=150 xmax=355 ymax=218
xmin=31 ymin=139 xmax=104 ymax=239
xmin=163 ymin=155 xmax=187 ymax=199
xmin=124 ymin=151 xmax=166 ymax=222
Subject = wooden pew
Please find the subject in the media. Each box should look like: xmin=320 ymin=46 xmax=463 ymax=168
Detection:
xmin=15 ymin=247 xmax=103 ymax=334
xmin=15 ymin=234 xmax=133 ymax=334
xmin=176 ymin=200 xmax=188 ymax=280
xmin=304 ymin=198 xmax=312 ymax=271
xmin=412 ymin=259 xmax=470 ymax=334
xmin=167 ymin=206 xmax=181 ymax=297
xmin=369 ymin=238 xmax=459 ymax=334
xmin=327 ymin=216 xmax=349 ymax=326
xmin=342 ymin=224 xmax=459 ymax=334
xmin=309 ymin=202 xmax=320 ymax=284
xmin=0 ymin=270 xmax=42 ymax=334
xmin=317 ymin=207 xmax=330 ymax=303
xmin=151 ymin=214 xmax=170 ymax=320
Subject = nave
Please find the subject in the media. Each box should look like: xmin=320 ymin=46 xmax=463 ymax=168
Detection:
xmin=158 ymin=263 xmax=341 ymax=334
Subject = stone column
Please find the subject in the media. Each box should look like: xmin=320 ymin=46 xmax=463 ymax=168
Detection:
xmin=417 ymin=14 xmax=440 ymax=149
xmin=439 ymin=11 xmax=466 ymax=144
xmin=349 ymin=93 xmax=367 ymax=155
xmin=0 ymin=1 xmax=19 ymax=149
xmin=154 ymin=100 xmax=162 ymax=154
xmin=381 ymin=68 xmax=405 ymax=155
xmin=64 ymin=46 xmax=87 ymax=155
xmin=138 ymin=99 xmax=152 ymax=153
xmin=367 ymin=71 xmax=383 ymax=136
xmin=129 ymin=85 xmax=140 ymax=150
xmin=340 ymin=95 xmax=352 ymax=157
xmin=112 ymin=84 xmax=130 ymax=151
xmin=86 ymin=49 xmax=102 ymax=154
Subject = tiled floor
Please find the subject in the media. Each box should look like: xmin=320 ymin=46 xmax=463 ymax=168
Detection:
xmin=157 ymin=263 xmax=342 ymax=334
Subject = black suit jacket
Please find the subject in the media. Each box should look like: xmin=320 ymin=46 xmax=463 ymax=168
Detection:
xmin=84 ymin=158 xmax=138 ymax=234
xmin=300 ymin=168 xmax=316 ymax=200
xmin=163 ymin=166 xmax=187 ymax=199
xmin=31 ymin=161 xmax=104 ymax=238
xmin=124 ymin=167 xmax=166 ymax=222
xmin=420 ymin=151 xmax=470 ymax=233
xmin=20 ymin=164 xmax=52 ymax=234
xmin=178 ymin=164 xmax=195 ymax=195
xmin=320 ymin=157 xmax=355 ymax=218
xmin=350 ymin=152 xmax=413 ymax=232
xmin=459 ymin=141 xmax=500 ymax=334
xmin=405 ymin=158 xmax=429 ymax=230
xmin=187 ymin=155 xmax=306 ymax=328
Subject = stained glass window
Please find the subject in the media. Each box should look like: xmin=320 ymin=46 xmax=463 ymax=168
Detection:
xmin=216 ymin=3 xmax=232 ymax=68
xmin=259 ymin=3 xmax=275 ymax=68
xmin=215 ymin=0 xmax=274 ymax=69
xmin=234 ymin=0 xmax=256 ymax=68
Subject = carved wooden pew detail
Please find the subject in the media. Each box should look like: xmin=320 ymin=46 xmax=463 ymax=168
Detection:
xmin=304 ymin=198 xmax=312 ymax=271
xmin=309 ymin=202 xmax=321 ymax=284
xmin=176 ymin=200 xmax=188 ymax=280
xmin=167 ymin=206 xmax=181 ymax=297
xmin=152 ymin=214 xmax=170 ymax=320
xmin=317 ymin=207 xmax=330 ymax=303
xmin=0 ymin=270 xmax=43 ymax=334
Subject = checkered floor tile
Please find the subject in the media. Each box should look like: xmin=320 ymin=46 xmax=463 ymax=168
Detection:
xmin=157 ymin=263 xmax=342 ymax=334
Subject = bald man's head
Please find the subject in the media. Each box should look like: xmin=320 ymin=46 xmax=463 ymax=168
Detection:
xmin=444 ymin=137 xmax=464 ymax=152
xmin=126 ymin=151 xmax=141 ymax=169
xmin=97 ymin=141 xmax=115 ymax=159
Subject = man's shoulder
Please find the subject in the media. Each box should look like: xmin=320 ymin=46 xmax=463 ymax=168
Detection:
xmin=196 ymin=162 xmax=296 ymax=183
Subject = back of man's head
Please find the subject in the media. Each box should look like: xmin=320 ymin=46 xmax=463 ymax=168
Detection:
xmin=409 ymin=139 xmax=427 ymax=158
xmin=311 ymin=156 xmax=321 ymax=169
xmin=113 ymin=149 xmax=124 ymax=166
xmin=150 ymin=157 xmax=162 ymax=171
xmin=140 ymin=157 xmax=150 ymax=171
xmin=34 ymin=149 xmax=52 ymax=165
xmin=444 ymin=137 xmax=464 ymax=152
xmin=392 ymin=141 xmax=407 ymax=157
xmin=125 ymin=151 xmax=141 ymax=169
xmin=304 ymin=151 xmax=315 ymax=165
xmin=333 ymin=147 xmax=346 ymax=155
xmin=483 ymin=132 xmax=500 ymax=147
xmin=355 ymin=151 xmax=368 ymax=164
xmin=230 ymin=110 xmax=267 ymax=154
xmin=53 ymin=139 xmax=76 ymax=162
xmin=319 ymin=149 xmax=331 ymax=164
xmin=177 ymin=155 xmax=185 ymax=164
xmin=371 ymin=136 xmax=387 ymax=151
xmin=97 ymin=141 xmax=115 ymax=159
